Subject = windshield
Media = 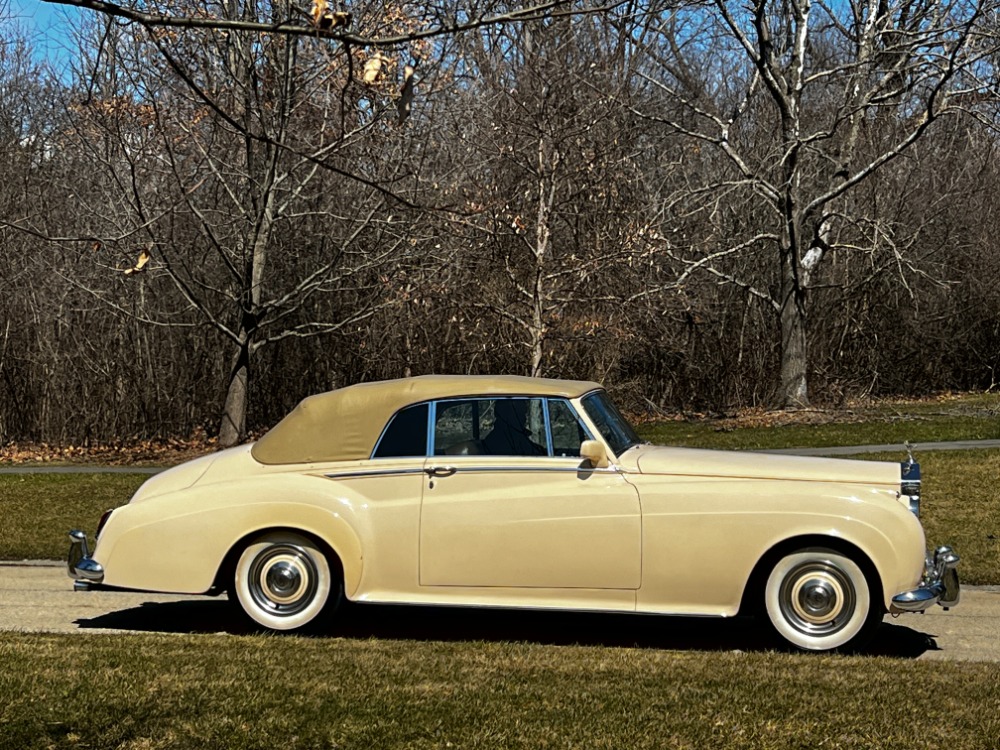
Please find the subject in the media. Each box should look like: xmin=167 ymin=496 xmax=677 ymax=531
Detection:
xmin=581 ymin=391 xmax=641 ymax=457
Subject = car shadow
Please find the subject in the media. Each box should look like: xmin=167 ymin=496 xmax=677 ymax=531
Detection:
xmin=74 ymin=599 xmax=941 ymax=657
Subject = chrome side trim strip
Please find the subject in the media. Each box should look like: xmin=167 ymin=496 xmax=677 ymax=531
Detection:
xmin=324 ymin=468 xmax=427 ymax=480
xmin=326 ymin=465 xmax=619 ymax=479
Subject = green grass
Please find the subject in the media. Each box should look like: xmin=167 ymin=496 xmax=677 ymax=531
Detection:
xmin=1 ymin=632 xmax=999 ymax=750
xmin=854 ymin=450 xmax=1000 ymax=585
xmin=637 ymin=414 xmax=1000 ymax=450
xmin=0 ymin=474 xmax=147 ymax=560
xmin=636 ymin=391 xmax=1000 ymax=449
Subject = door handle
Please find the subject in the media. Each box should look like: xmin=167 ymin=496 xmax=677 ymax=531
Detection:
xmin=425 ymin=466 xmax=457 ymax=478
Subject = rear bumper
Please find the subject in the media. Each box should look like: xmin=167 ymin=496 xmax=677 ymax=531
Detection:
xmin=891 ymin=545 xmax=960 ymax=613
xmin=67 ymin=530 xmax=104 ymax=588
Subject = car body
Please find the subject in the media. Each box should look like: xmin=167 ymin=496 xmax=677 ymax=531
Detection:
xmin=69 ymin=375 xmax=960 ymax=651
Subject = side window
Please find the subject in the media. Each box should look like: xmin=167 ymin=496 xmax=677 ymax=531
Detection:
xmin=433 ymin=400 xmax=483 ymax=454
xmin=372 ymin=403 xmax=429 ymax=458
xmin=548 ymin=399 xmax=589 ymax=457
xmin=434 ymin=398 xmax=550 ymax=457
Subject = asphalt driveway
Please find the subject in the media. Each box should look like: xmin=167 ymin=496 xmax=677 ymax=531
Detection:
xmin=3 ymin=562 xmax=998 ymax=660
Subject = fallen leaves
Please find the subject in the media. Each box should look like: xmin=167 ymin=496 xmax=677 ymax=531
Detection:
xmin=0 ymin=433 xmax=217 ymax=466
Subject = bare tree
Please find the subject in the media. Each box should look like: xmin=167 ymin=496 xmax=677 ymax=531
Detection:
xmin=634 ymin=0 xmax=996 ymax=405
xmin=432 ymin=13 xmax=656 ymax=377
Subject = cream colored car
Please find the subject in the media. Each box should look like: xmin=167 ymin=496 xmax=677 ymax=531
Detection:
xmin=69 ymin=375 xmax=959 ymax=651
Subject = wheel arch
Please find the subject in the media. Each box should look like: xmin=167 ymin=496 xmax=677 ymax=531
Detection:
xmin=738 ymin=533 xmax=885 ymax=617
xmin=213 ymin=525 xmax=347 ymax=597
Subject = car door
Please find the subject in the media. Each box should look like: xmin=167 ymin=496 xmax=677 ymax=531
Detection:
xmin=419 ymin=397 xmax=642 ymax=590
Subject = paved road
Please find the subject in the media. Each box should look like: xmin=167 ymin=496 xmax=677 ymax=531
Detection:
xmin=2 ymin=562 xmax=997 ymax=659
xmin=0 ymin=465 xmax=163 ymax=474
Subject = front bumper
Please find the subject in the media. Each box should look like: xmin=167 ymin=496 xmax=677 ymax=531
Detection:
xmin=891 ymin=545 xmax=960 ymax=613
xmin=67 ymin=530 xmax=104 ymax=591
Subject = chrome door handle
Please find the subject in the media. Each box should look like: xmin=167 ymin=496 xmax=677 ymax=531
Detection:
xmin=425 ymin=466 xmax=457 ymax=478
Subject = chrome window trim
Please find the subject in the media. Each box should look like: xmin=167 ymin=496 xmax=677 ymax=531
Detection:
xmin=542 ymin=398 xmax=554 ymax=457
xmin=422 ymin=464 xmax=620 ymax=475
xmin=427 ymin=400 xmax=438 ymax=457
xmin=432 ymin=395 xmax=553 ymax=457
xmin=369 ymin=395 xmax=598 ymax=462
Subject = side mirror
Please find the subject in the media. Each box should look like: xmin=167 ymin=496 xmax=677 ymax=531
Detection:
xmin=580 ymin=439 xmax=610 ymax=469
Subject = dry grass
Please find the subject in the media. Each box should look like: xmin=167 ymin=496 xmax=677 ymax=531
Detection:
xmin=0 ymin=473 xmax=147 ymax=560
xmin=1 ymin=632 xmax=998 ymax=750
xmin=859 ymin=450 xmax=1000 ymax=585
xmin=637 ymin=391 xmax=1000 ymax=450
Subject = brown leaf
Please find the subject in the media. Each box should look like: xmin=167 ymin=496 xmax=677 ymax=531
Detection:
xmin=124 ymin=248 xmax=151 ymax=276
xmin=328 ymin=10 xmax=351 ymax=28
xmin=363 ymin=54 xmax=387 ymax=85
xmin=310 ymin=0 xmax=329 ymax=26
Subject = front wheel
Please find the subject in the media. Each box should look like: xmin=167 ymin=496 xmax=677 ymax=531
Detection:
xmin=233 ymin=531 xmax=341 ymax=632
xmin=764 ymin=548 xmax=882 ymax=652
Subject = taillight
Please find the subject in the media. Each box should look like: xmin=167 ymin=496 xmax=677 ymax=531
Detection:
xmin=95 ymin=509 xmax=114 ymax=538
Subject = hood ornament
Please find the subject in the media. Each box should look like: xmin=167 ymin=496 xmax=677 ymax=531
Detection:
xmin=904 ymin=440 xmax=916 ymax=467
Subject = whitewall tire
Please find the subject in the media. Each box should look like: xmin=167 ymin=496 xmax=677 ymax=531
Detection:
xmin=764 ymin=548 xmax=881 ymax=652
xmin=233 ymin=531 xmax=339 ymax=632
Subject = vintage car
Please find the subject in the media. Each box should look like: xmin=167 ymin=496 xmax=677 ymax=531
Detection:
xmin=69 ymin=375 xmax=959 ymax=651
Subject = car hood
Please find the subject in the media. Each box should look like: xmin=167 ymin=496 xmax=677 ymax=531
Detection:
xmin=627 ymin=444 xmax=900 ymax=487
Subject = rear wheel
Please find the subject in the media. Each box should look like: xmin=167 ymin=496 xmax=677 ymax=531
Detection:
xmin=233 ymin=531 xmax=341 ymax=632
xmin=764 ymin=547 xmax=882 ymax=652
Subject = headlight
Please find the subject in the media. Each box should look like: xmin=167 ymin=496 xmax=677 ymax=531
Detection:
xmin=901 ymin=460 xmax=921 ymax=517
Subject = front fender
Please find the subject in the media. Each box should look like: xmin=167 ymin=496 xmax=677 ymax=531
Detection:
xmin=632 ymin=475 xmax=926 ymax=615
xmin=94 ymin=475 xmax=365 ymax=597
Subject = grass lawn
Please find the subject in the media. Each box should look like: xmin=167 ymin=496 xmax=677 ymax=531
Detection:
xmin=853 ymin=450 xmax=1000 ymax=586
xmin=1 ymin=632 xmax=998 ymax=750
xmin=0 ymin=473 xmax=147 ymax=560
xmin=637 ymin=413 xmax=1000 ymax=450
xmin=635 ymin=390 xmax=1000 ymax=449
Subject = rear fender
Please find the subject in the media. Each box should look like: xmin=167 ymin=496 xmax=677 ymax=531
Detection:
xmin=94 ymin=475 xmax=365 ymax=596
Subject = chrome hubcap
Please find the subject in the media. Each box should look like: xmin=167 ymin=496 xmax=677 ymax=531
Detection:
xmin=779 ymin=561 xmax=855 ymax=635
xmin=248 ymin=544 xmax=318 ymax=616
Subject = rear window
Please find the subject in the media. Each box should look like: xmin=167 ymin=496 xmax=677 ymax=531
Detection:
xmin=372 ymin=403 xmax=429 ymax=458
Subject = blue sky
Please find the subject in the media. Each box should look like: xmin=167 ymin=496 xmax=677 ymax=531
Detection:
xmin=8 ymin=0 xmax=83 ymax=71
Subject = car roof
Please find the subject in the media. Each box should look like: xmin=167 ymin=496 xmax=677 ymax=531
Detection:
xmin=250 ymin=374 xmax=603 ymax=465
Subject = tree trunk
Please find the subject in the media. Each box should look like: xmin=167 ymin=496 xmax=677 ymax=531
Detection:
xmin=779 ymin=252 xmax=809 ymax=407
xmin=529 ymin=137 xmax=557 ymax=378
xmin=219 ymin=338 xmax=250 ymax=447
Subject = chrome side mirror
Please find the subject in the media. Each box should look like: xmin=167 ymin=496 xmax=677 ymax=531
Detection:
xmin=580 ymin=439 xmax=610 ymax=469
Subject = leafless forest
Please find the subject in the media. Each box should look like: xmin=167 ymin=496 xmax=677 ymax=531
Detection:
xmin=1 ymin=0 xmax=999 ymax=446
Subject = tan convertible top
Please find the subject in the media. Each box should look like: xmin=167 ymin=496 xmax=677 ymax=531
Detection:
xmin=250 ymin=374 xmax=603 ymax=465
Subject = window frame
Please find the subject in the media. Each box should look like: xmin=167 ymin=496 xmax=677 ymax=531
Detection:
xmin=370 ymin=395 xmax=596 ymax=460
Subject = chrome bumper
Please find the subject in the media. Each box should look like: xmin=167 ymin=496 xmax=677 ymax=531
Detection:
xmin=891 ymin=546 xmax=960 ymax=613
xmin=67 ymin=530 xmax=104 ymax=591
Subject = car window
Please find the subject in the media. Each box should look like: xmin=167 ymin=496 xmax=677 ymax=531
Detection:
xmin=372 ymin=403 xmax=429 ymax=458
xmin=581 ymin=391 xmax=640 ymax=456
xmin=434 ymin=398 xmax=549 ymax=457
xmin=547 ymin=399 xmax=590 ymax=457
